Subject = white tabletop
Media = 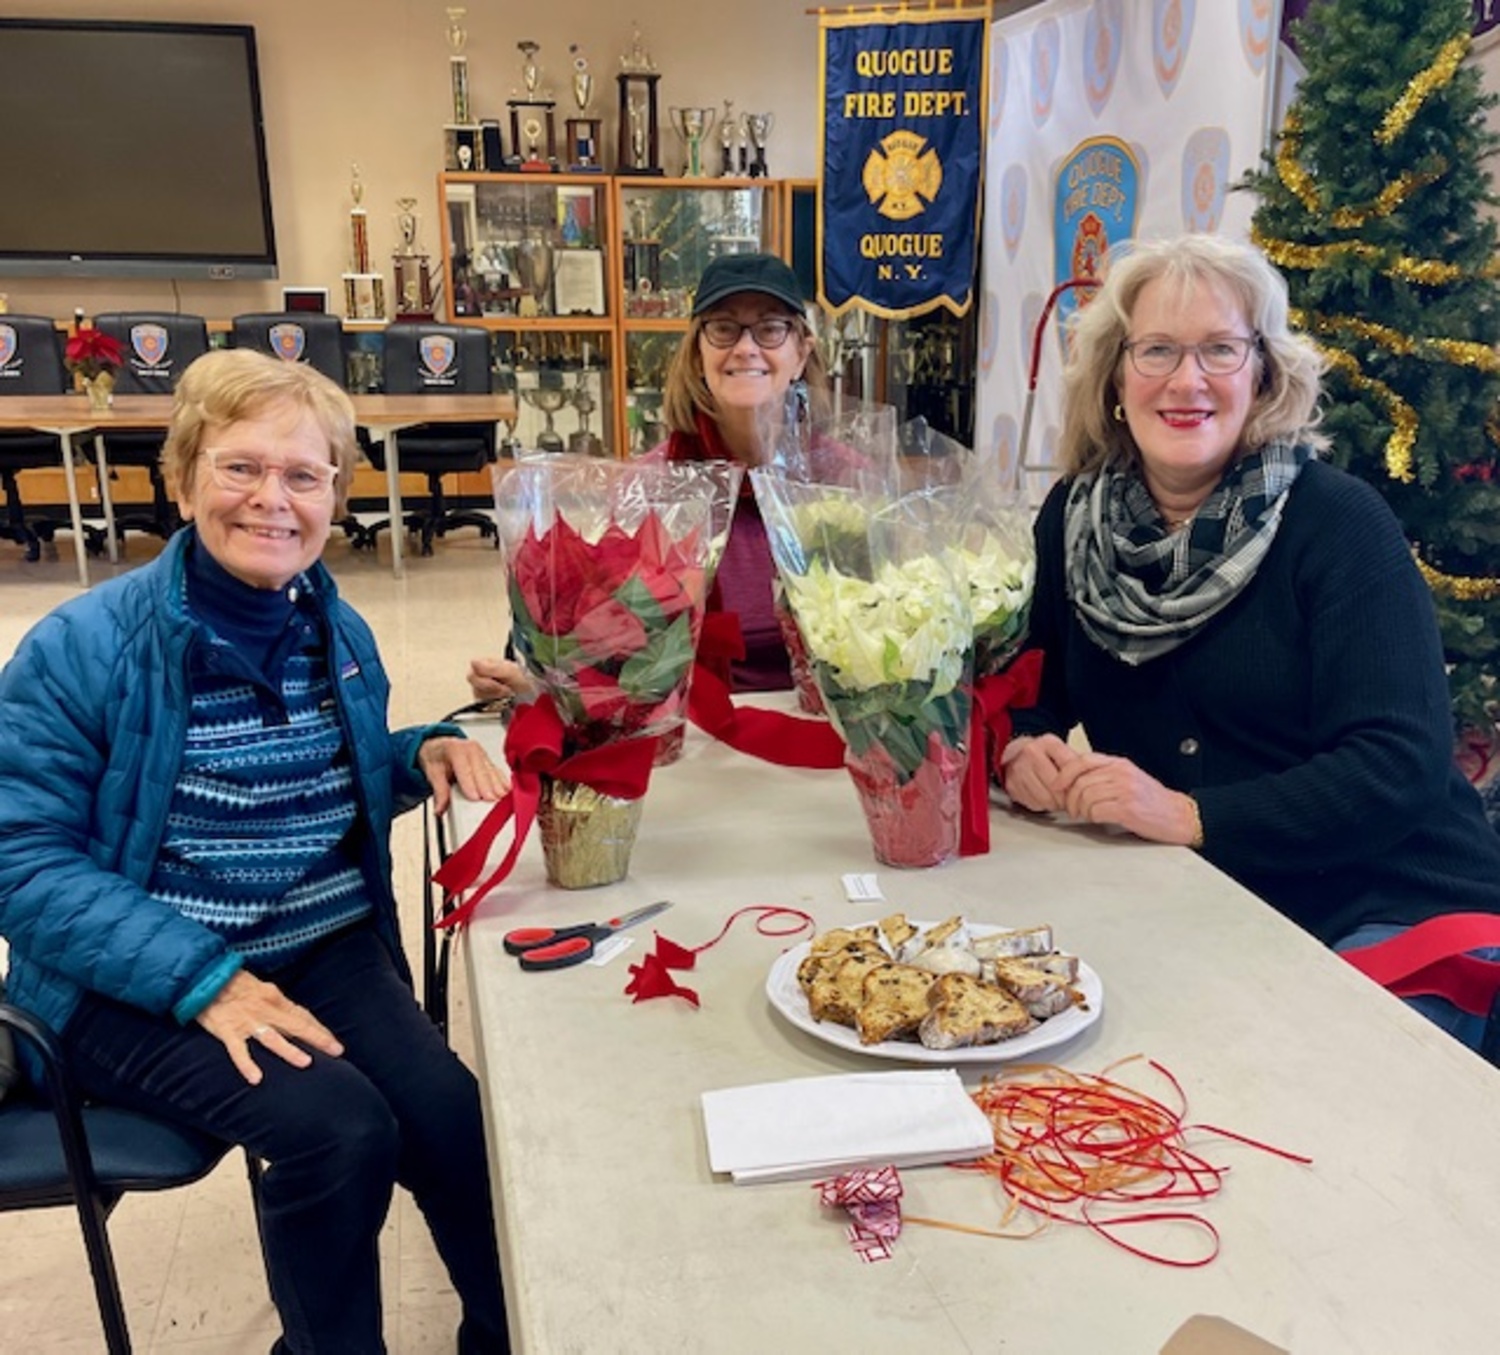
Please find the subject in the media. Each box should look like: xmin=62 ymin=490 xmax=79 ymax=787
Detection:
xmin=450 ymin=702 xmax=1500 ymax=1354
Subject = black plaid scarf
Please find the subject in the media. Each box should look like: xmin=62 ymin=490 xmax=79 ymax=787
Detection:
xmin=1064 ymin=441 xmax=1314 ymax=665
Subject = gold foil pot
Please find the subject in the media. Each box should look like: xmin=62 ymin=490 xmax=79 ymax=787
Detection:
xmin=538 ymin=777 xmax=644 ymax=888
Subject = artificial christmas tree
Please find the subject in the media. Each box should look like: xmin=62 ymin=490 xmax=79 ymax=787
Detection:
xmin=1246 ymin=0 xmax=1500 ymax=819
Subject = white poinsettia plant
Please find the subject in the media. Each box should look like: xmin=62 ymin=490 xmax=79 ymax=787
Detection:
xmin=782 ymin=552 xmax=972 ymax=696
xmin=751 ymin=471 xmax=977 ymax=781
xmin=962 ymin=530 xmax=1036 ymax=676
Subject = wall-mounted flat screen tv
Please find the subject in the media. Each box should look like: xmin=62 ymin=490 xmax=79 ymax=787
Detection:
xmin=0 ymin=19 xmax=278 ymax=280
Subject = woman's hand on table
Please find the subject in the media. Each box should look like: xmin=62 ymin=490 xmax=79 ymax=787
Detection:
xmin=196 ymin=970 xmax=344 ymax=1086
xmin=419 ymin=734 xmax=509 ymax=815
xmin=1049 ymin=751 xmax=1201 ymax=846
xmin=467 ymin=656 xmax=535 ymax=704
xmin=1000 ymin=734 xmax=1080 ymax=814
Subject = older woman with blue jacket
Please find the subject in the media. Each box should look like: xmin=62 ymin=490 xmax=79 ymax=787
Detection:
xmin=0 ymin=350 xmax=510 ymax=1354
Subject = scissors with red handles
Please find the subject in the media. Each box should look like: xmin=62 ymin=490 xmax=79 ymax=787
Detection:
xmin=502 ymin=900 xmax=673 ymax=972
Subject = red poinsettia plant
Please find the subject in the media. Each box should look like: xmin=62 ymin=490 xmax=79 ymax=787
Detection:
xmin=508 ymin=511 xmax=710 ymax=749
xmin=64 ymin=325 xmax=125 ymax=380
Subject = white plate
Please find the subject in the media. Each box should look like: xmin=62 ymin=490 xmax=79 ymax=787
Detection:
xmin=765 ymin=922 xmax=1104 ymax=1064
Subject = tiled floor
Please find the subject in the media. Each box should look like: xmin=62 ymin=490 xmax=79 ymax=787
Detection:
xmin=0 ymin=524 xmax=513 ymax=1353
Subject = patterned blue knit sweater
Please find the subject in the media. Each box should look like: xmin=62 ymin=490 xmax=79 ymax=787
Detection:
xmin=144 ymin=544 xmax=371 ymax=968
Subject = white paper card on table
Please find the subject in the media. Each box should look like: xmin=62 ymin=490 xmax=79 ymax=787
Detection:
xmin=701 ymin=1069 xmax=993 ymax=1185
xmin=842 ymin=872 xmax=884 ymax=902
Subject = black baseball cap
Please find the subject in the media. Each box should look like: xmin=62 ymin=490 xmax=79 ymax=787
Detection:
xmin=691 ymin=252 xmax=806 ymax=316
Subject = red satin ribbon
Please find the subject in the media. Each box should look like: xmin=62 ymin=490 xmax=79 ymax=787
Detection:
xmin=431 ymin=695 xmax=658 ymax=930
xmin=687 ymin=611 xmax=845 ymax=770
xmin=960 ymin=649 xmax=1044 ymax=856
xmin=1341 ymin=912 xmax=1500 ymax=1016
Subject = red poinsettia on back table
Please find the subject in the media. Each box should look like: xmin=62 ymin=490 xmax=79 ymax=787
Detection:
xmin=64 ymin=325 xmax=124 ymax=380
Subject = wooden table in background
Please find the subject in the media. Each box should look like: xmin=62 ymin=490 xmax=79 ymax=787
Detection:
xmin=0 ymin=392 xmax=517 ymax=585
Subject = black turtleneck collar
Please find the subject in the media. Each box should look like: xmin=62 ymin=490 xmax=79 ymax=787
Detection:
xmin=183 ymin=532 xmax=316 ymax=680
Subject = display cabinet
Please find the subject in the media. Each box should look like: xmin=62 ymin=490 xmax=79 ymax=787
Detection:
xmin=782 ymin=179 xmax=977 ymax=448
xmin=438 ymin=172 xmax=617 ymax=457
xmin=611 ymin=177 xmax=779 ymax=454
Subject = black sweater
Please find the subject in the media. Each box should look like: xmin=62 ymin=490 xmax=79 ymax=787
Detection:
xmin=1013 ymin=459 xmax=1500 ymax=945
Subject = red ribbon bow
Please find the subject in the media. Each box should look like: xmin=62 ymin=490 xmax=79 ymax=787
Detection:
xmin=431 ymin=695 xmax=659 ymax=929
xmin=959 ymin=649 xmax=1044 ymax=856
xmin=816 ymin=1165 xmax=905 ymax=1263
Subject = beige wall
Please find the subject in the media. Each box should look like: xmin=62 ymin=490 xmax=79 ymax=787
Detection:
xmin=0 ymin=0 xmax=826 ymax=320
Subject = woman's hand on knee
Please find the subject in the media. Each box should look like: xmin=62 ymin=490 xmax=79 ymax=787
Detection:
xmin=197 ymin=970 xmax=344 ymax=1086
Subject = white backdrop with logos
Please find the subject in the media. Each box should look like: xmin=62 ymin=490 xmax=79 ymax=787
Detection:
xmin=975 ymin=0 xmax=1277 ymax=505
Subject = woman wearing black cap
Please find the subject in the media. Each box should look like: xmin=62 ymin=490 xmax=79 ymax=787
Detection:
xmin=469 ymin=252 xmax=846 ymax=697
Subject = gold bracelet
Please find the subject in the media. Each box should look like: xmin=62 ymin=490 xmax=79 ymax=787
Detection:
xmin=1186 ymin=795 xmax=1205 ymax=850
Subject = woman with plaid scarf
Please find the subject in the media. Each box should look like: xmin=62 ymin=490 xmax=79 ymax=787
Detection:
xmin=1000 ymin=234 xmax=1500 ymax=1059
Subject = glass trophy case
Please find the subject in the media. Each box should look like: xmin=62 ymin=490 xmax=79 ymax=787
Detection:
xmin=611 ymin=177 xmax=778 ymax=453
xmin=782 ymin=180 xmax=976 ymax=448
xmin=438 ymin=171 xmax=615 ymax=457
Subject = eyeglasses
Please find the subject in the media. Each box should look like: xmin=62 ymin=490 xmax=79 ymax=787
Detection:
xmin=700 ymin=317 xmax=797 ymax=350
xmin=1122 ymin=335 xmax=1259 ymax=377
xmin=204 ymin=449 xmax=339 ymax=499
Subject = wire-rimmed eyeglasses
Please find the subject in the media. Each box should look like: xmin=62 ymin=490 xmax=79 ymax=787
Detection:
xmin=204 ymin=449 xmax=339 ymax=499
xmin=1122 ymin=335 xmax=1260 ymax=378
xmin=700 ymin=317 xmax=797 ymax=350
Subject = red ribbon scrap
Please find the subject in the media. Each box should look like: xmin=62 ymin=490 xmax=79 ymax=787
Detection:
xmin=1341 ymin=912 xmax=1500 ymax=1016
xmin=430 ymin=695 xmax=658 ymax=930
xmin=815 ymin=1165 xmax=904 ymax=1263
xmin=624 ymin=904 xmax=814 ymax=1007
xmin=960 ymin=648 xmax=1044 ymax=856
xmin=686 ymin=611 xmax=846 ymax=769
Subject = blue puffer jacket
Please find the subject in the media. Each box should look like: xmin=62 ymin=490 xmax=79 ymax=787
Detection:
xmin=0 ymin=530 xmax=449 ymax=1047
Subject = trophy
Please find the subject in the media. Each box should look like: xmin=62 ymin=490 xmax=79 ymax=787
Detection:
xmin=508 ymin=40 xmax=558 ymax=171
xmin=447 ymin=8 xmax=470 ymax=123
xmin=568 ymin=375 xmax=605 ymax=458
xmin=615 ymin=22 xmax=663 ymax=175
xmin=669 ymin=105 xmax=717 ymax=179
xmin=341 ymin=164 xmax=386 ymax=321
xmin=623 ymin=195 xmax=662 ymax=312
xmin=522 ymin=376 xmax=569 ymax=454
xmin=514 ymin=237 xmax=555 ymax=318
xmin=719 ymin=99 xmax=739 ymax=178
xmin=443 ymin=8 xmax=484 ymax=171
xmin=743 ymin=110 xmax=774 ymax=178
xmin=392 ymin=197 xmax=435 ymax=320
xmin=565 ymin=43 xmax=603 ymax=172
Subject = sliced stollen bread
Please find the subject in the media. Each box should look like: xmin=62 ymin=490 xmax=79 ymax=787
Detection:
xmin=808 ymin=952 xmax=891 ymax=1028
xmin=919 ymin=972 xmax=1036 ymax=1050
xmin=855 ymin=964 xmax=936 ymax=1045
xmin=970 ymin=924 xmax=1054 ymax=960
xmin=987 ymin=957 xmax=1077 ymax=1019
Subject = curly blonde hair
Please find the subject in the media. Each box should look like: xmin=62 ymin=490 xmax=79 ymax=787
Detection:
xmin=162 ymin=348 xmax=358 ymax=516
xmin=1057 ymin=233 xmax=1327 ymax=477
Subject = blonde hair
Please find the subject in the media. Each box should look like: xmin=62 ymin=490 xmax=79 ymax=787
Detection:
xmin=1058 ymin=233 xmax=1327 ymax=477
xmin=661 ymin=308 xmax=831 ymax=435
xmin=162 ymin=349 xmax=358 ymax=515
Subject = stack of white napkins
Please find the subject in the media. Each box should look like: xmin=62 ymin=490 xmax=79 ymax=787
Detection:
xmin=701 ymin=1069 xmax=994 ymax=1185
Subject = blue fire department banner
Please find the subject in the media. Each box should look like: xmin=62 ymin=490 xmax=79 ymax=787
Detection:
xmin=818 ymin=8 xmax=989 ymax=319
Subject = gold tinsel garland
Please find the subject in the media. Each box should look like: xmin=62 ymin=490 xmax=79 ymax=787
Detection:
xmin=1415 ymin=553 xmax=1500 ymax=602
xmin=1276 ymin=109 xmax=1321 ymax=214
xmin=1277 ymin=108 xmax=1444 ymax=228
xmin=1292 ymin=308 xmax=1500 ymax=373
xmin=1253 ymin=229 xmax=1471 ymax=286
xmin=1316 ymin=345 xmax=1418 ymax=482
xmin=1376 ymin=35 xmax=1471 ymax=146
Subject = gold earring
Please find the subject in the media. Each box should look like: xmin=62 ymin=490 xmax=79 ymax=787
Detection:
xmin=1113 ymin=403 xmax=1124 ymax=422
